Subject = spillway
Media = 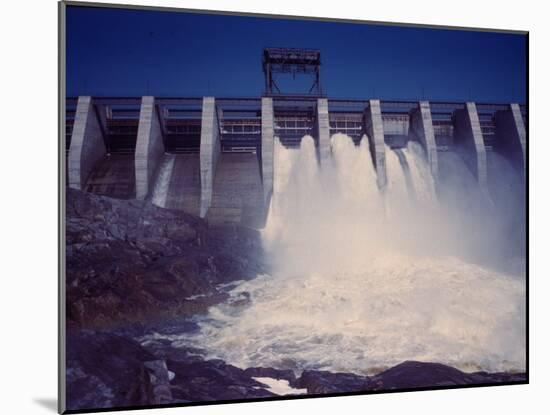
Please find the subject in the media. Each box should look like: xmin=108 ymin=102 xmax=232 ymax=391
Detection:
xmin=169 ymin=133 xmax=525 ymax=376
xmin=151 ymin=154 xmax=201 ymax=215
xmin=84 ymin=154 xmax=136 ymax=199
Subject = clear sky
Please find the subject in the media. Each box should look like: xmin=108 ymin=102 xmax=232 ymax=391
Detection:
xmin=66 ymin=5 xmax=527 ymax=103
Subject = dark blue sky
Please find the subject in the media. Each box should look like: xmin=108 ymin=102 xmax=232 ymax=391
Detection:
xmin=66 ymin=5 xmax=527 ymax=103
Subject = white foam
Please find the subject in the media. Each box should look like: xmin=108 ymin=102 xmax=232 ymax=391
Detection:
xmin=151 ymin=155 xmax=175 ymax=208
xmin=252 ymin=377 xmax=307 ymax=395
xmin=185 ymin=254 xmax=524 ymax=375
xmin=181 ymin=134 xmax=525 ymax=376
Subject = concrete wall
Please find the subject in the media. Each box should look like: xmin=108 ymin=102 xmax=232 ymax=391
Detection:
xmin=199 ymin=97 xmax=221 ymax=217
xmin=364 ymin=99 xmax=387 ymax=189
xmin=85 ymin=154 xmax=136 ymax=199
xmin=135 ymin=96 xmax=165 ymax=200
xmin=409 ymin=101 xmax=438 ymax=181
xmin=495 ymin=103 xmax=526 ymax=180
xmin=68 ymin=96 xmax=106 ymax=189
xmin=453 ymin=102 xmax=488 ymax=193
xmin=167 ymin=154 xmax=201 ymax=215
xmin=207 ymin=153 xmax=265 ymax=228
xmin=317 ymin=98 xmax=331 ymax=165
xmin=261 ymin=97 xmax=275 ymax=205
xmin=382 ymin=116 xmax=409 ymax=135
xmin=151 ymin=154 xmax=201 ymax=215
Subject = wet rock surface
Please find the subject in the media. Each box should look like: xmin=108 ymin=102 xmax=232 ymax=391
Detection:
xmin=66 ymin=188 xmax=265 ymax=329
xmin=297 ymin=370 xmax=371 ymax=394
xmin=66 ymin=330 xmax=155 ymax=410
xmin=64 ymin=190 xmax=526 ymax=412
xmin=66 ymin=330 xmax=276 ymax=411
xmin=67 ymin=329 xmax=527 ymax=411
xmin=297 ymin=361 xmax=526 ymax=395
xmin=368 ymin=361 xmax=526 ymax=390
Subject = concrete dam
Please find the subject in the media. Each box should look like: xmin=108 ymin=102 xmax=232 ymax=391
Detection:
xmin=65 ymin=49 xmax=526 ymax=229
xmin=65 ymin=95 xmax=526 ymax=226
xmin=61 ymin=49 xmax=529 ymax=382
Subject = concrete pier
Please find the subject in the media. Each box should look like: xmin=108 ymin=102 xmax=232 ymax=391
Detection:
xmin=135 ymin=96 xmax=165 ymax=200
xmin=68 ymin=96 xmax=106 ymax=190
xmin=454 ymin=102 xmax=488 ymax=193
xmin=317 ymin=98 xmax=331 ymax=165
xmin=199 ymin=97 xmax=221 ymax=218
xmin=364 ymin=99 xmax=387 ymax=189
xmin=409 ymin=101 xmax=438 ymax=181
xmin=495 ymin=103 xmax=526 ymax=179
xmin=261 ymin=97 xmax=275 ymax=204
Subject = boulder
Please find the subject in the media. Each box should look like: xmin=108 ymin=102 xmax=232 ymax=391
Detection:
xmin=166 ymin=359 xmax=276 ymax=402
xmin=296 ymin=370 xmax=371 ymax=394
xmin=66 ymin=330 xmax=155 ymax=411
xmin=370 ymin=361 xmax=527 ymax=390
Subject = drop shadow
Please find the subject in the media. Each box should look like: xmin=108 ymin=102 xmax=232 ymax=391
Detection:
xmin=34 ymin=398 xmax=57 ymax=413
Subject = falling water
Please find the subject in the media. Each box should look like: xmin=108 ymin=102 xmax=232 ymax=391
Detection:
xmin=151 ymin=155 xmax=175 ymax=208
xmin=169 ymin=134 xmax=525 ymax=376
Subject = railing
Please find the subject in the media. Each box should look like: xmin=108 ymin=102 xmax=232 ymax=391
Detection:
xmin=329 ymin=113 xmax=363 ymax=138
xmin=65 ymin=97 xmax=527 ymax=153
xmin=164 ymin=109 xmax=201 ymax=120
xmin=221 ymin=119 xmax=261 ymax=135
xmin=222 ymin=145 xmax=258 ymax=153
xmin=165 ymin=120 xmax=201 ymax=135
xmin=105 ymin=118 xmax=139 ymax=153
xmin=109 ymin=108 xmax=140 ymax=120
xmin=164 ymin=118 xmax=201 ymax=154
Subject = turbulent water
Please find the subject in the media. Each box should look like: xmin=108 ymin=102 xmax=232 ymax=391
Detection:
xmin=168 ymin=134 xmax=526 ymax=376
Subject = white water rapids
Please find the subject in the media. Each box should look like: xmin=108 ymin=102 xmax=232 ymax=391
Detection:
xmin=165 ymin=134 xmax=526 ymax=376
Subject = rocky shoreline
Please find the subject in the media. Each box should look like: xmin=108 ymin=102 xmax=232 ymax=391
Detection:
xmin=65 ymin=189 xmax=526 ymax=412
xmin=66 ymin=188 xmax=265 ymax=330
xmin=67 ymin=329 xmax=525 ymax=411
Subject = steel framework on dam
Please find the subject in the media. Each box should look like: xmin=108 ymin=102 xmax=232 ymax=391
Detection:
xmin=263 ymin=48 xmax=323 ymax=96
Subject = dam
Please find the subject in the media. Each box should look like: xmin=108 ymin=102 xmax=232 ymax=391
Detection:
xmin=65 ymin=48 xmax=527 ymax=228
xmin=64 ymin=48 xmax=527 ymax=380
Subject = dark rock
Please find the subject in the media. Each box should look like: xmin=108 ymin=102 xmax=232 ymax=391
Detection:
xmin=166 ymin=359 xmax=276 ymax=402
xmin=66 ymin=329 xmax=275 ymax=411
xmin=370 ymin=361 xmax=527 ymax=390
xmin=66 ymin=328 xmax=527 ymax=411
xmin=371 ymin=361 xmax=473 ymax=389
xmin=143 ymin=360 xmax=173 ymax=404
xmin=469 ymin=371 xmax=526 ymax=383
xmin=66 ymin=330 xmax=155 ymax=411
xmin=65 ymin=189 xmax=266 ymax=329
xmin=297 ymin=370 xmax=371 ymax=394
xmin=142 ymin=342 xmax=206 ymax=364
xmin=294 ymin=362 xmax=526 ymax=395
